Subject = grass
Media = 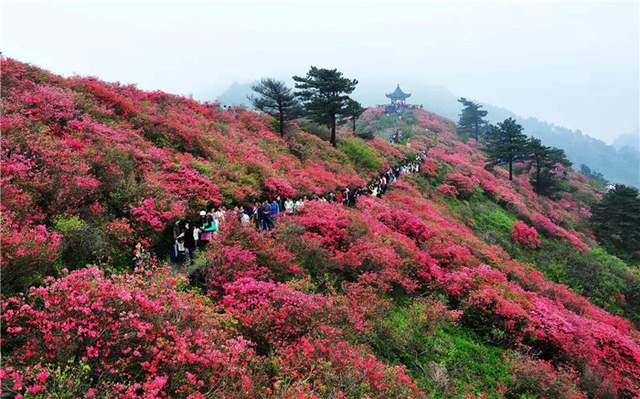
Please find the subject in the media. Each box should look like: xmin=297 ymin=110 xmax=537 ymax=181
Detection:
xmin=367 ymin=303 xmax=512 ymax=398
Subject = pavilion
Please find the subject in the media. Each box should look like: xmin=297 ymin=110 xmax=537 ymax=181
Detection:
xmin=383 ymin=84 xmax=421 ymax=113
xmin=386 ymin=84 xmax=411 ymax=105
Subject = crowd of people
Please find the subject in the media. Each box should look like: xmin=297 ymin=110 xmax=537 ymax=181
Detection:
xmin=168 ymin=151 xmax=427 ymax=264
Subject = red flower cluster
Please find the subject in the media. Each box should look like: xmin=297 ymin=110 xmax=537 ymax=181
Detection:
xmin=511 ymin=221 xmax=541 ymax=249
xmin=1 ymin=267 xmax=265 ymax=398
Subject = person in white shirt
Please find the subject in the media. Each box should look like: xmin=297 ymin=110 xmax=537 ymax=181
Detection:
xmin=284 ymin=198 xmax=295 ymax=214
xmin=240 ymin=212 xmax=250 ymax=227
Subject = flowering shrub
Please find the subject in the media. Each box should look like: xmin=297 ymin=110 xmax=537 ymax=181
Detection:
xmin=421 ymin=159 xmax=440 ymax=176
xmin=511 ymin=221 xmax=541 ymax=249
xmin=273 ymin=333 xmax=423 ymax=398
xmin=1 ymin=267 xmax=266 ymax=398
xmin=446 ymin=172 xmax=476 ymax=195
xmin=1 ymin=207 xmax=63 ymax=293
xmin=508 ymin=354 xmax=587 ymax=399
xmin=263 ymin=175 xmax=297 ymax=199
xmin=438 ymin=183 xmax=460 ymax=197
xmin=223 ymin=278 xmax=334 ymax=351
xmin=130 ymin=198 xmax=185 ymax=237
xmin=204 ymin=244 xmax=270 ymax=297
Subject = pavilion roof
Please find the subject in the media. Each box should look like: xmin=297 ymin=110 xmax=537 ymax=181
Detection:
xmin=385 ymin=84 xmax=411 ymax=100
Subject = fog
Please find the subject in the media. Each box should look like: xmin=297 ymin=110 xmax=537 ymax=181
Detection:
xmin=2 ymin=0 xmax=638 ymax=143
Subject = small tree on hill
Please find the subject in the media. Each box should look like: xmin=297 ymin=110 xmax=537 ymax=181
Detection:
xmin=527 ymin=137 xmax=572 ymax=196
xmin=591 ymin=185 xmax=640 ymax=260
xmin=484 ymin=118 xmax=529 ymax=180
xmin=293 ymin=67 xmax=358 ymax=147
xmin=579 ymin=164 xmax=608 ymax=186
xmin=341 ymin=99 xmax=365 ymax=134
xmin=458 ymin=97 xmax=488 ymax=141
xmin=249 ymin=78 xmax=301 ymax=136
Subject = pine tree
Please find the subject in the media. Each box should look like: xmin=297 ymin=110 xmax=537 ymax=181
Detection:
xmin=457 ymin=97 xmax=488 ymax=141
xmin=591 ymin=185 xmax=640 ymax=260
xmin=527 ymin=137 xmax=571 ymax=195
xmin=579 ymin=164 xmax=608 ymax=186
xmin=293 ymin=67 xmax=358 ymax=147
xmin=249 ymin=78 xmax=302 ymax=136
xmin=484 ymin=118 xmax=529 ymax=180
xmin=341 ymin=98 xmax=365 ymax=133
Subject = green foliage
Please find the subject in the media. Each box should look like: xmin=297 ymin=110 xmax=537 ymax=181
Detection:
xmin=526 ymin=137 xmax=571 ymax=197
xmin=299 ymin=119 xmax=331 ymax=141
xmin=53 ymin=215 xmax=131 ymax=271
xmin=484 ymin=118 xmax=529 ymax=180
xmin=249 ymin=78 xmax=301 ymax=136
xmin=53 ymin=214 xmax=86 ymax=236
xmin=2 ymin=361 xmax=94 ymax=399
xmin=192 ymin=159 xmax=214 ymax=177
xmin=339 ymin=137 xmax=382 ymax=171
xmin=341 ymin=98 xmax=365 ymax=133
xmin=293 ymin=66 xmax=358 ymax=146
xmin=457 ymin=97 xmax=488 ymax=141
xmin=591 ymin=184 xmax=640 ymax=262
xmin=367 ymin=303 xmax=512 ymax=397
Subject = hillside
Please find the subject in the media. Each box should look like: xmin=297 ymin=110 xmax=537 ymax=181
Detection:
xmin=2 ymin=58 xmax=640 ymax=398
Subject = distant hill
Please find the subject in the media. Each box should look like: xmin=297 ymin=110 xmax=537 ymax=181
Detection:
xmin=614 ymin=130 xmax=640 ymax=151
xmin=216 ymin=81 xmax=254 ymax=106
xmin=216 ymin=81 xmax=639 ymax=187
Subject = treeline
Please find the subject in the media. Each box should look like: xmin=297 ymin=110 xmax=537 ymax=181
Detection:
xmin=458 ymin=98 xmax=571 ymax=197
xmin=458 ymin=98 xmax=640 ymax=262
xmin=248 ymin=67 xmax=364 ymax=147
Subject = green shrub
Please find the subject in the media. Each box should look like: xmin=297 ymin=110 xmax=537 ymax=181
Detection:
xmin=339 ymin=137 xmax=382 ymax=171
xmin=53 ymin=215 xmax=111 ymax=269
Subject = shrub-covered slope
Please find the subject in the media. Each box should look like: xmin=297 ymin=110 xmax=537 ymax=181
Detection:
xmin=1 ymin=58 xmax=639 ymax=398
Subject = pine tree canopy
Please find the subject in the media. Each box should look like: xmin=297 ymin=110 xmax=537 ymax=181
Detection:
xmin=484 ymin=118 xmax=529 ymax=180
xmin=457 ymin=97 xmax=488 ymax=141
xmin=591 ymin=185 xmax=640 ymax=260
xmin=293 ymin=67 xmax=358 ymax=146
xmin=249 ymin=78 xmax=302 ymax=136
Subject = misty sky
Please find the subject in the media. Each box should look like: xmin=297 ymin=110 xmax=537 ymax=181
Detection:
xmin=2 ymin=0 xmax=638 ymax=143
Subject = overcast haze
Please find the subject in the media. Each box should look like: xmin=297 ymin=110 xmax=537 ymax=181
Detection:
xmin=2 ymin=0 xmax=638 ymax=143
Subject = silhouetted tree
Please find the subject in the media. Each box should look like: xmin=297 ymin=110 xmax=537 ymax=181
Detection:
xmin=342 ymin=99 xmax=365 ymax=133
xmin=293 ymin=67 xmax=358 ymax=147
xmin=484 ymin=118 xmax=529 ymax=180
xmin=527 ymin=137 xmax=571 ymax=195
xmin=458 ymin=97 xmax=488 ymax=141
xmin=580 ymin=164 xmax=608 ymax=186
xmin=249 ymin=78 xmax=301 ymax=136
xmin=591 ymin=185 xmax=640 ymax=260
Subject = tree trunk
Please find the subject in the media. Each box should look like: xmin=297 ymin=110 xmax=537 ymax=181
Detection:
xmin=278 ymin=104 xmax=284 ymax=137
xmin=352 ymin=117 xmax=356 ymax=133
xmin=474 ymin=121 xmax=478 ymax=141
xmin=330 ymin=115 xmax=337 ymax=147
xmin=535 ymin=161 xmax=541 ymax=193
xmin=509 ymin=159 xmax=513 ymax=181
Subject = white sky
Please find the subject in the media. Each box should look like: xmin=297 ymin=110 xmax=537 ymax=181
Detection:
xmin=2 ymin=0 xmax=638 ymax=143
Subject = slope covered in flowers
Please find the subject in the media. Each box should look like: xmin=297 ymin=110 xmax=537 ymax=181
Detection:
xmin=1 ymin=59 xmax=639 ymax=398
